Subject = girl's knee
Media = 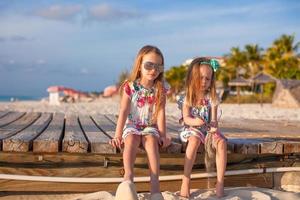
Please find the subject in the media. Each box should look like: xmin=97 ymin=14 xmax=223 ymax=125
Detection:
xmin=188 ymin=136 xmax=201 ymax=147
xmin=124 ymin=134 xmax=140 ymax=145
xmin=144 ymin=134 xmax=158 ymax=143
xmin=217 ymin=138 xmax=227 ymax=150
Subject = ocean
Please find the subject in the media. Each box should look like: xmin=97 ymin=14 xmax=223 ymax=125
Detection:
xmin=0 ymin=95 xmax=42 ymax=102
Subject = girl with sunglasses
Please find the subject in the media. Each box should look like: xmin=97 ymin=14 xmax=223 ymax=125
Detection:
xmin=110 ymin=45 xmax=170 ymax=198
xmin=178 ymin=57 xmax=227 ymax=198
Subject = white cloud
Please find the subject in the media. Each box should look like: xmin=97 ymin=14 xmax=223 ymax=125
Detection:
xmin=87 ymin=4 xmax=141 ymax=22
xmin=35 ymin=4 xmax=82 ymax=21
xmin=36 ymin=59 xmax=46 ymax=65
xmin=149 ymin=2 xmax=294 ymax=23
xmin=80 ymin=68 xmax=89 ymax=74
xmin=8 ymin=59 xmax=15 ymax=64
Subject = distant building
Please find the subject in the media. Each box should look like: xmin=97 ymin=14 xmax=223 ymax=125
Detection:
xmin=182 ymin=57 xmax=225 ymax=66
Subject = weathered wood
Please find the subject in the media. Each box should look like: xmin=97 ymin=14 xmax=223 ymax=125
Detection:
xmin=0 ymin=173 xmax=273 ymax=192
xmin=104 ymin=114 xmax=118 ymax=125
xmin=63 ymin=115 xmax=89 ymax=153
xmin=229 ymin=138 xmax=272 ymax=154
xmin=0 ymin=152 xmax=272 ymax=166
xmin=260 ymin=141 xmax=284 ymax=154
xmin=0 ymin=151 xmax=293 ymax=191
xmin=79 ymin=115 xmax=116 ymax=154
xmin=0 ymin=112 xmax=41 ymax=150
xmin=284 ymin=141 xmax=300 ymax=154
xmin=2 ymin=113 xmax=52 ymax=152
xmin=0 ymin=112 xmax=25 ymax=128
xmin=91 ymin=114 xmax=116 ymax=139
xmin=33 ymin=113 xmax=64 ymax=153
xmin=0 ymin=111 xmax=10 ymax=119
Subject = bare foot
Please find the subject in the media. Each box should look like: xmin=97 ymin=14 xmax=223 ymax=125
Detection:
xmin=216 ymin=182 xmax=224 ymax=198
xmin=179 ymin=181 xmax=190 ymax=199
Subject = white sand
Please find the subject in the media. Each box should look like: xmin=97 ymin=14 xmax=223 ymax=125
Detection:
xmin=1 ymin=97 xmax=300 ymax=121
xmin=1 ymin=187 xmax=299 ymax=200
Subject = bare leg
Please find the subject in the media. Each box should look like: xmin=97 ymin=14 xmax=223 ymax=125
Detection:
xmin=142 ymin=134 xmax=160 ymax=194
xmin=180 ymin=136 xmax=201 ymax=198
xmin=215 ymin=138 xmax=227 ymax=198
xmin=123 ymin=134 xmax=141 ymax=181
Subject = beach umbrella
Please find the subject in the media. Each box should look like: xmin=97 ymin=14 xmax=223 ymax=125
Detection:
xmin=249 ymin=72 xmax=277 ymax=105
xmin=47 ymin=86 xmax=64 ymax=93
xmin=103 ymin=85 xmax=118 ymax=97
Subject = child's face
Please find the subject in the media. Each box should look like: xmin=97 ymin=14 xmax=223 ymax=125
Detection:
xmin=140 ymin=52 xmax=163 ymax=82
xmin=199 ymin=65 xmax=213 ymax=91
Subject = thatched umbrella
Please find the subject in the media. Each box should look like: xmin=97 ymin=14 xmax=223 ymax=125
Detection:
xmin=228 ymin=77 xmax=251 ymax=104
xmin=250 ymin=72 xmax=277 ymax=105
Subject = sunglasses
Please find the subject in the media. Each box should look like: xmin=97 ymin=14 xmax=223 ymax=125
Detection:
xmin=142 ymin=61 xmax=164 ymax=72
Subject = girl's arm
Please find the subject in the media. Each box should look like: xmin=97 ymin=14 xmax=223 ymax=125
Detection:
xmin=182 ymin=101 xmax=206 ymax=127
xmin=157 ymin=98 xmax=170 ymax=148
xmin=210 ymin=105 xmax=218 ymax=127
xmin=110 ymin=93 xmax=131 ymax=149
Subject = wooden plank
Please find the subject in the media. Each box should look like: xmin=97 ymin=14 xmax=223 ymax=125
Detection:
xmin=0 ymin=111 xmax=10 ymax=119
xmin=0 ymin=112 xmax=41 ymax=150
xmin=92 ymin=114 xmax=116 ymax=139
xmin=229 ymin=138 xmax=272 ymax=154
xmin=2 ymin=113 xmax=52 ymax=152
xmin=260 ymin=141 xmax=284 ymax=154
xmin=0 ymin=173 xmax=273 ymax=192
xmin=284 ymin=141 xmax=300 ymax=154
xmin=0 ymin=152 xmax=271 ymax=166
xmin=33 ymin=113 xmax=64 ymax=153
xmin=79 ymin=115 xmax=116 ymax=154
xmin=0 ymin=112 xmax=25 ymax=128
xmin=63 ymin=115 xmax=89 ymax=153
xmin=104 ymin=114 xmax=118 ymax=125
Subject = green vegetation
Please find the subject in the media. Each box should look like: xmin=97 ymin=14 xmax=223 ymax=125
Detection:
xmin=164 ymin=65 xmax=187 ymax=95
xmin=162 ymin=34 xmax=300 ymax=103
xmin=116 ymin=69 xmax=130 ymax=87
xmin=116 ymin=34 xmax=299 ymax=103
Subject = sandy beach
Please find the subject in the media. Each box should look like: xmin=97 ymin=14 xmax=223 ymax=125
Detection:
xmin=1 ymin=187 xmax=299 ymax=200
xmin=1 ymin=96 xmax=300 ymax=121
xmin=0 ymin=97 xmax=300 ymax=200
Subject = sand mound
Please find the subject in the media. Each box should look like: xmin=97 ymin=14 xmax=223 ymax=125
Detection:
xmin=72 ymin=187 xmax=300 ymax=200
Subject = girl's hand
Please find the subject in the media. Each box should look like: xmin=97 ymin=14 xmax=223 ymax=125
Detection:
xmin=109 ymin=137 xmax=123 ymax=149
xmin=197 ymin=117 xmax=206 ymax=127
xmin=159 ymin=135 xmax=171 ymax=148
xmin=210 ymin=121 xmax=218 ymax=128
xmin=208 ymin=121 xmax=218 ymax=133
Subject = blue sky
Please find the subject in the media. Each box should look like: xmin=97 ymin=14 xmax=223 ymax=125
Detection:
xmin=0 ymin=0 xmax=299 ymax=98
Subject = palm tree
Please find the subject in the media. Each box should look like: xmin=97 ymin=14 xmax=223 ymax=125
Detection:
xmin=264 ymin=34 xmax=300 ymax=79
xmin=223 ymin=47 xmax=247 ymax=83
xmin=164 ymin=65 xmax=187 ymax=95
xmin=245 ymin=44 xmax=263 ymax=77
xmin=116 ymin=69 xmax=130 ymax=87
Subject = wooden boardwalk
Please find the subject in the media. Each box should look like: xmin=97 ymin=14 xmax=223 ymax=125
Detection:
xmin=0 ymin=110 xmax=300 ymax=192
xmin=0 ymin=110 xmax=299 ymax=154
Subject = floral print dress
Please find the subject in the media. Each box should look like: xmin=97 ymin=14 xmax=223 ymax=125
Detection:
xmin=122 ymin=80 xmax=164 ymax=139
xmin=177 ymin=95 xmax=225 ymax=143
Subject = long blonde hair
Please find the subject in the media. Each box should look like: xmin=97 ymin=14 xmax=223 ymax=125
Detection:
xmin=185 ymin=57 xmax=217 ymax=107
xmin=121 ymin=45 xmax=165 ymax=123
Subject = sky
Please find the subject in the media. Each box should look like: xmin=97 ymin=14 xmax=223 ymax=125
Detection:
xmin=0 ymin=0 xmax=299 ymax=98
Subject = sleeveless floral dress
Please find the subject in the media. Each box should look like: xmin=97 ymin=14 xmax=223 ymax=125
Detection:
xmin=122 ymin=80 xmax=168 ymax=139
xmin=177 ymin=95 xmax=226 ymax=143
